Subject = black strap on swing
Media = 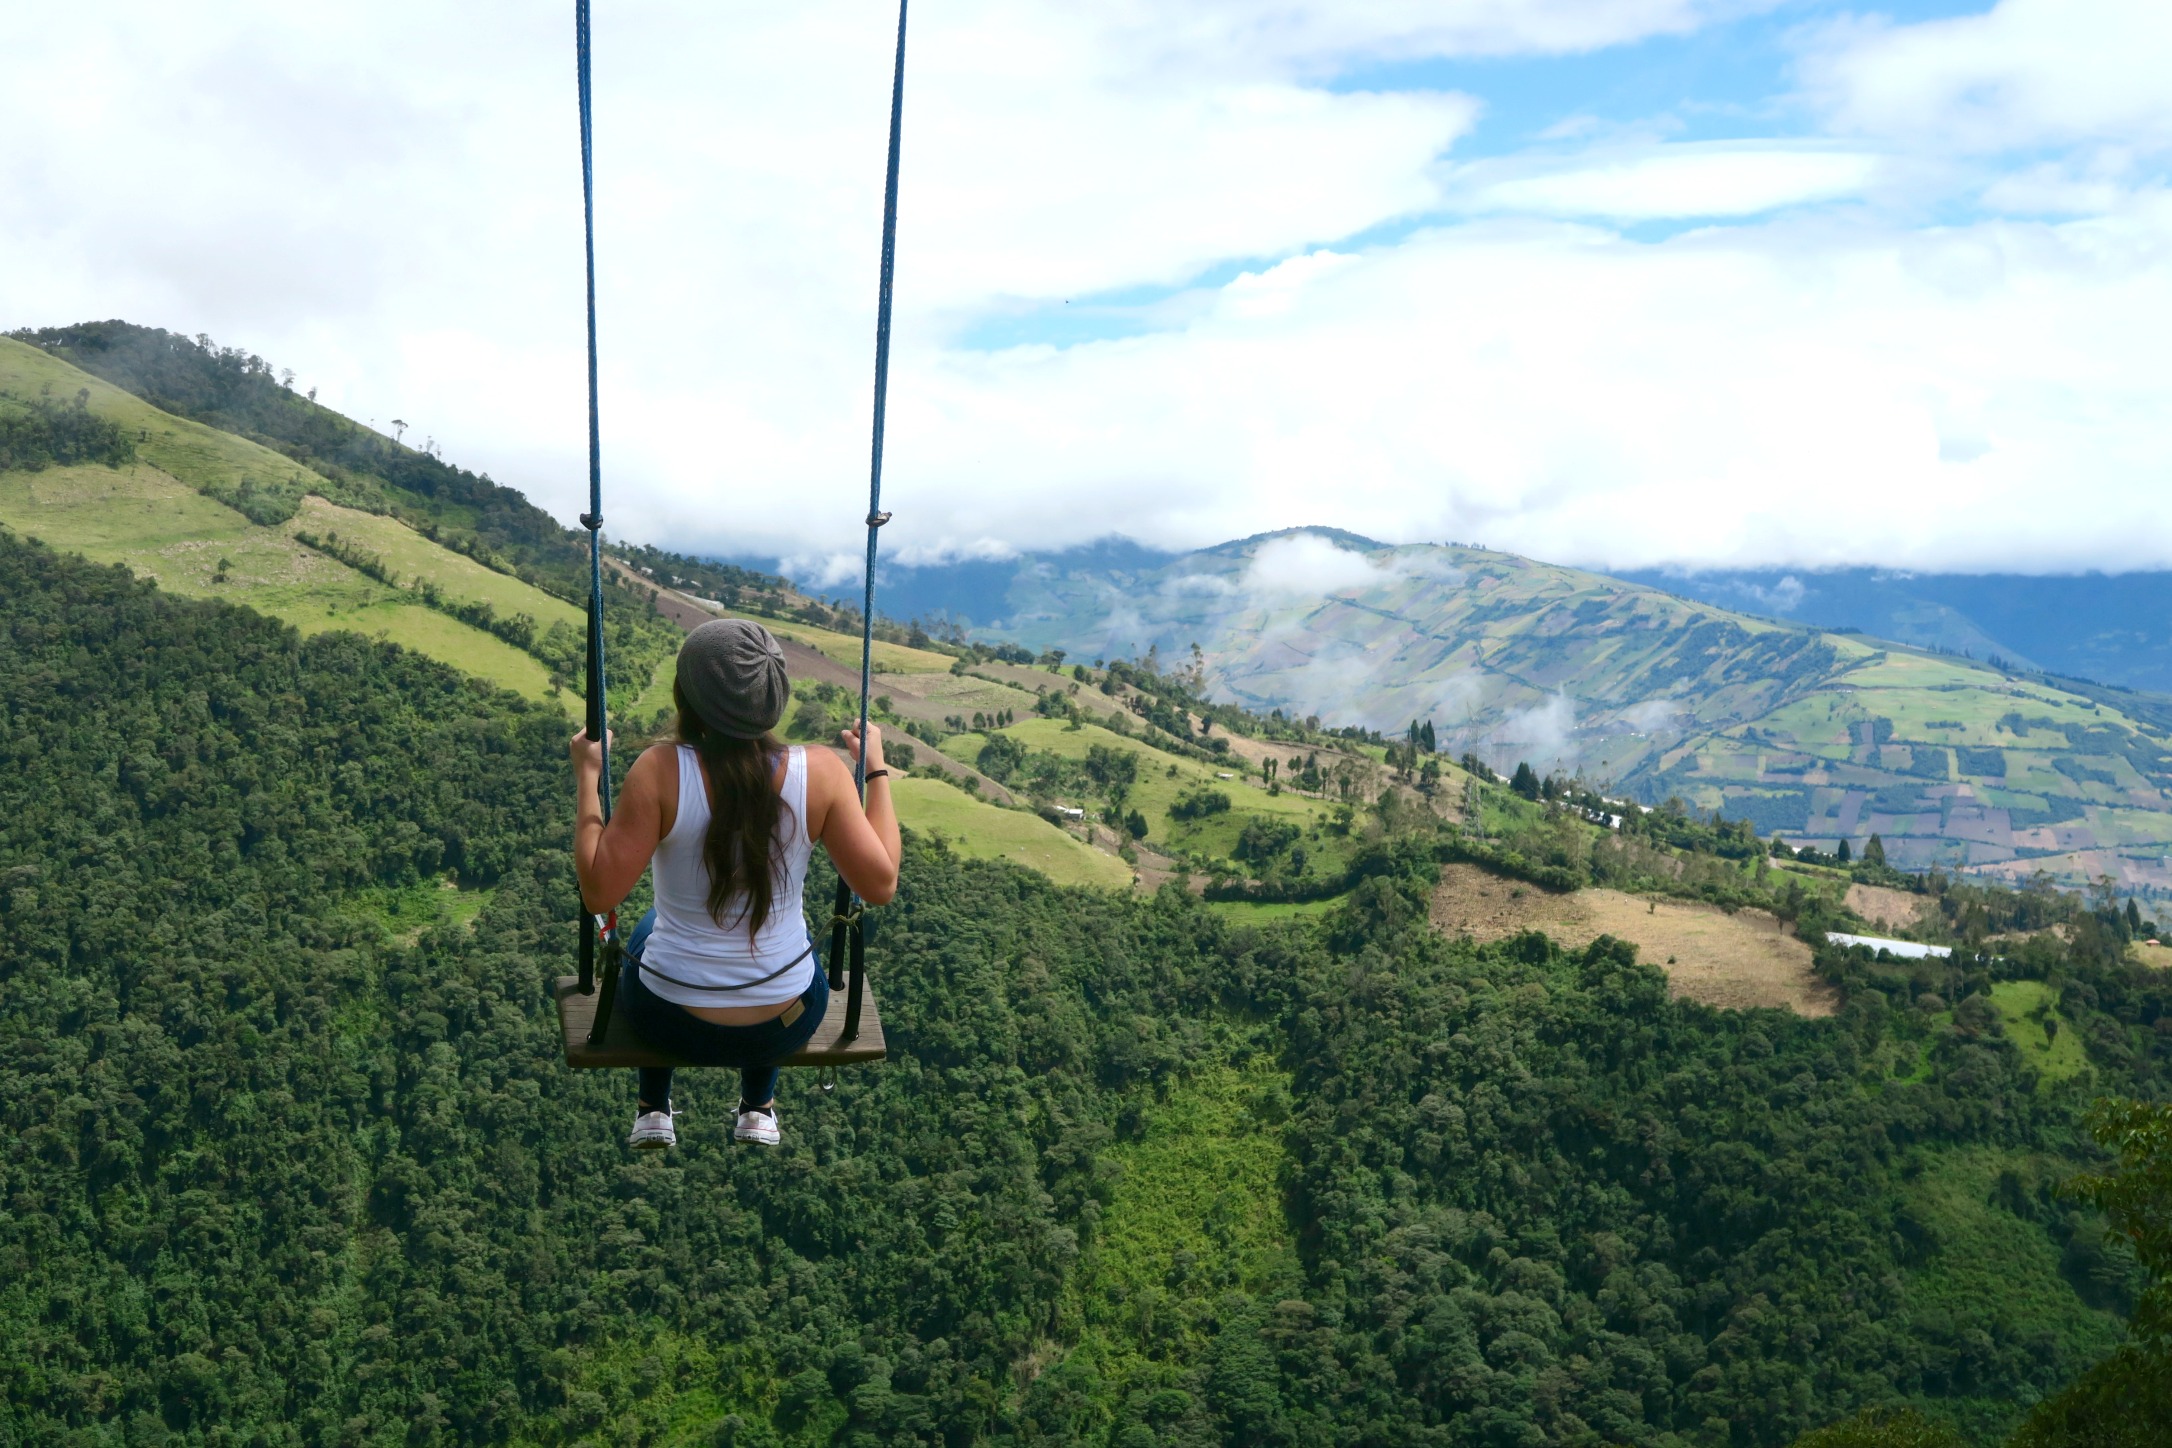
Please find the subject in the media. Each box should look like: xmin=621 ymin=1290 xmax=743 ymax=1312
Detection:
xmin=827 ymin=0 xmax=911 ymax=1048
xmin=572 ymin=0 xmax=625 ymax=1042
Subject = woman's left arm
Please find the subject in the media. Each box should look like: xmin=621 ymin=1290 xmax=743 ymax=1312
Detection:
xmin=571 ymin=732 xmax=666 ymax=912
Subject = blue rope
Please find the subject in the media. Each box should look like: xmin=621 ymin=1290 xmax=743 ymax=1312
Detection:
xmin=575 ymin=0 xmax=611 ymax=814
xmin=852 ymin=0 xmax=909 ymax=795
xmin=574 ymin=0 xmax=614 ymax=994
xmin=830 ymin=0 xmax=910 ymax=1042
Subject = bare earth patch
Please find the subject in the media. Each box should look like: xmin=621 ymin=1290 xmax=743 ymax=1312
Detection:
xmin=1845 ymin=882 xmax=1934 ymax=934
xmin=1430 ymin=863 xmax=1837 ymax=1017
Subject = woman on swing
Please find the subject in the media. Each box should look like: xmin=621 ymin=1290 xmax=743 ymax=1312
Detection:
xmin=570 ymin=618 xmax=901 ymax=1151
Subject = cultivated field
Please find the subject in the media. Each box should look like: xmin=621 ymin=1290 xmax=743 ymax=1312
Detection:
xmin=1429 ymin=862 xmax=1837 ymax=1016
xmin=287 ymin=497 xmax=584 ymax=634
xmin=0 ymin=461 xmax=560 ymax=703
xmin=760 ymin=615 xmax=954 ymax=675
xmin=890 ymin=776 xmax=1134 ymax=891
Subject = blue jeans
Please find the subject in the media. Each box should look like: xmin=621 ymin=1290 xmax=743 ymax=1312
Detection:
xmin=621 ymin=909 xmax=828 ymax=1111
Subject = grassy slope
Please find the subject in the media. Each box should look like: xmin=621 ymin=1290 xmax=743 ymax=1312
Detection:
xmin=1990 ymin=980 xmax=2091 ymax=1082
xmin=0 ymin=339 xmax=577 ymax=708
xmin=0 ymin=459 xmax=560 ymax=703
xmin=760 ymin=614 xmax=953 ymax=674
xmin=892 ymin=776 xmax=1133 ymax=891
xmin=984 ymin=716 xmax=1345 ymax=864
xmin=1204 ymin=895 xmax=1342 ymax=923
xmin=878 ymin=668 xmax=1044 ymax=722
xmin=291 ymin=496 xmax=584 ymax=634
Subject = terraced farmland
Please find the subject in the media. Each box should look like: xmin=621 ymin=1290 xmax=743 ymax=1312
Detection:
xmin=968 ymin=527 xmax=2172 ymax=898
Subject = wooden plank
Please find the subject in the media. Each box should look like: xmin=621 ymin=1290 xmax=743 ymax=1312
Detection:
xmin=554 ymin=975 xmax=887 ymax=1069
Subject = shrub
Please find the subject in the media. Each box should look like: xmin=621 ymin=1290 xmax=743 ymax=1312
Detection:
xmin=1169 ymin=787 xmax=1231 ymax=822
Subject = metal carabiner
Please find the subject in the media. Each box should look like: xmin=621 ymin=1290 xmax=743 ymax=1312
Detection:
xmin=818 ymin=1065 xmax=839 ymax=1096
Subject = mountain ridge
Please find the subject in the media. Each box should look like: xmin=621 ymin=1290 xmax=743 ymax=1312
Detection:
xmin=824 ymin=531 xmax=2172 ymax=895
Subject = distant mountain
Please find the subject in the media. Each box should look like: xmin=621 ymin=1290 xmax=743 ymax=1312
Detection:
xmin=839 ymin=528 xmax=2172 ymax=895
xmin=1616 ymin=565 xmax=2172 ymax=695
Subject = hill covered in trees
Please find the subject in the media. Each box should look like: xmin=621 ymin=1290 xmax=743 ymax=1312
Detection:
xmin=4 ymin=527 xmax=2170 ymax=1446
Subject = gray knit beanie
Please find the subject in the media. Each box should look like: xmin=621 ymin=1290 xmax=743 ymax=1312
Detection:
xmin=677 ymin=618 xmax=790 ymax=739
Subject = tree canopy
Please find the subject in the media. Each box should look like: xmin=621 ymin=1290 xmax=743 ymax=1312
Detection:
xmin=2 ymin=529 xmax=2169 ymax=1446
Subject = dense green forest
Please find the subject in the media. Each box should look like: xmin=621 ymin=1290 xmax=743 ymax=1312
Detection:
xmin=4 ymin=526 xmax=2170 ymax=1445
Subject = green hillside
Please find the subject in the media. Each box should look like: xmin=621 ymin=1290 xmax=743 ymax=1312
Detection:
xmin=0 ymin=336 xmax=700 ymax=714
xmin=889 ymin=775 xmax=1134 ymax=889
xmin=12 ymin=321 xmax=781 ymax=608
xmin=983 ymin=528 xmax=2172 ymax=899
xmin=0 ymin=341 xmax=573 ymax=703
xmin=7 ymin=529 xmax=2171 ymax=1447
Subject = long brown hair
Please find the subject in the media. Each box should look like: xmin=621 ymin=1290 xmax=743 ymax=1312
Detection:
xmin=672 ymin=679 xmax=791 ymax=937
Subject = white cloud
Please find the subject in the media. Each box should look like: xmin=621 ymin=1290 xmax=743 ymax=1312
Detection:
xmin=4 ymin=0 xmax=2172 ymax=583
xmin=1616 ymin=699 xmax=1685 ymax=732
xmin=1452 ymin=143 xmax=1886 ymax=220
xmin=900 ymin=195 xmax=2172 ymax=573
xmin=1492 ymin=694 xmax=1579 ymax=771
xmin=0 ymin=0 xmax=1494 ymax=550
xmin=1062 ymin=0 xmax=1778 ymax=75
xmin=1802 ymin=0 xmax=2172 ymax=154
xmin=1240 ymin=534 xmax=1391 ymax=596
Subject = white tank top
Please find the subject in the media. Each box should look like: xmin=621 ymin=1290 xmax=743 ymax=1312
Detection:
xmin=639 ymin=744 xmax=817 ymax=1008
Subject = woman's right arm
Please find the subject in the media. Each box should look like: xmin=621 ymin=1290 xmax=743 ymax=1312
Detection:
xmin=815 ymin=724 xmax=902 ymax=904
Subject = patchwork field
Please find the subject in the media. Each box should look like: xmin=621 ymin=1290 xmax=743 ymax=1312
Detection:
xmin=1429 ymin=862 xmax=1837 ymax=1016
xmin=964 ymin=527 xmax=2172 ymax=897
xmin=1664 ymin=650 xmax=2172 ymax=894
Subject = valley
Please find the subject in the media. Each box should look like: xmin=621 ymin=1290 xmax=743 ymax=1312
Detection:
xmin=871 ymin=527 xmax=2172 ymax=899
xmin=5 ymin=321 xmax=2171 ymax=1447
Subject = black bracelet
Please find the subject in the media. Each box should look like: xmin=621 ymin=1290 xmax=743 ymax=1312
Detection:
xmin=864 ymin=768 xmax=890 ymax=780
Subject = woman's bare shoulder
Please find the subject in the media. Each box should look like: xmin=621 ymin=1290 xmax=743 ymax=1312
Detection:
xmin=632 ymin=740 xmax=680 ymax=769
xmin=623 ymin=741 xmax=678 ymax=789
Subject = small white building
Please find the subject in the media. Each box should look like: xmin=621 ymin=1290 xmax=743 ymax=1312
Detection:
xmin=1826 ymin=932 xmax=1951 ymax=960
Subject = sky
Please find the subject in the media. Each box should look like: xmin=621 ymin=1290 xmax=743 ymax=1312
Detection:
xmin=5 ymin=0 xmax=2171 ymax=581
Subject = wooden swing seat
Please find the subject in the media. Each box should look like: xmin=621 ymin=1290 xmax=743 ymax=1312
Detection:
xmin=553 ymin=974 xmax=887 ymax=1070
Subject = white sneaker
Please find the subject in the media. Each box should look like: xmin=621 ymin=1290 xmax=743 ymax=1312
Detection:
xmin=733 ymin=1104 xmax=781 ymax=1146
xmin=628 ymin=1109 xmax=676 ymax=1151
